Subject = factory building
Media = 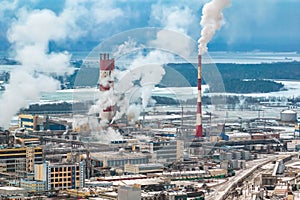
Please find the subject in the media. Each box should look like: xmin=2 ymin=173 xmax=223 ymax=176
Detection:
xmin=18 ymin=114 xmax=70 ymax=131
xmin=91 ymin=151 xmax=149 ymax=168
xmin=153 ymin=140 xmax=184 ymax=163
xmin=220 ymin=132 xmax=251 ymax=141
xmin=19 ymin=179 xmax=46 ymax=192
xmin=34 ymin=160 xmax=86 ymax=191
xmin=18 ymin=114 xmax=39 ymax=131
xmin=0 ymin=130 xmax=40 ymax=147
xmin=0 ymin=146 xmax=43 ymax=175
xmin=14 ymin=135 xmax=40 ymax=147
xmin=124 ymin=163 xmax=164 ymax=174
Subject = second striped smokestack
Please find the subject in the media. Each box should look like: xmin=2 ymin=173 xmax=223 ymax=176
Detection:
xmin=196 ymin=54 xmax=202 ymax=137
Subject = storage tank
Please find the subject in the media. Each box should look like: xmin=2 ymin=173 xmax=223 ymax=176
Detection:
xmin=280 ymin=110 xmax=297 ymax=122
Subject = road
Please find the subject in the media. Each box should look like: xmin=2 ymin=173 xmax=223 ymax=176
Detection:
xmin=206 ymin=155 xmax=279 ymax=200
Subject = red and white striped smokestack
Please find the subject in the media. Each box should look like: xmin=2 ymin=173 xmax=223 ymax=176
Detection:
xmin=196 ymin=54 xmax=202 ymax=137
xmin=99 ymin=53 xmax=114 ymax=123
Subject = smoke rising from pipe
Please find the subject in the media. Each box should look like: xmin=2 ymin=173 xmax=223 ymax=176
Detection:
xmin=198 ymin=0 xmax=231 ymax=55
xmin=114 ymin=50 xmax=170 ymax=122
xmin=87 ymin=43 xmax=171 ymax=134
xmin=107 ymin=9 xmax=195 ymax=126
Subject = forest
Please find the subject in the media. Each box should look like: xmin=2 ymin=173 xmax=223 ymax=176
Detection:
xmin=165 ymin=61 xmax=300 ymax=93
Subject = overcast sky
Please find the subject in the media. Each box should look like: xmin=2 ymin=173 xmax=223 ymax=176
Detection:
xmin=0 ymin=0 xmax=299 ymax=52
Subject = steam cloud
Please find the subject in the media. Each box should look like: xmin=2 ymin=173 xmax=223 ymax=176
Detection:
xmin=89 ymin=48 xmax=170 ymax=129
xmin=104 ymin=4 xmax=193 ymax=125
xmin=0 ymin=0 xmax=123 ymax=128
xmin=114 ymin=50 xmax=171 ymax=122
xmin=0 ymin=8 xmax=74 ymax=128
xmin=198 ymin=0 xmax=231 ymax=55
xmin=86 ymin=45 xmax=169 ymax=143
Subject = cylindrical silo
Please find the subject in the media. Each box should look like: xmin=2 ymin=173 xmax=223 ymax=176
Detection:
xmin=280 ymin=110 xmax=297 ymax=122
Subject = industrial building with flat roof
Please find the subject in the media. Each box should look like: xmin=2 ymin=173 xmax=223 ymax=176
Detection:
xmin=91 ymin=151 xmax=149 ymax=168
xmin=0 ymin=146 xmax=43 ymax=175
xmin=34 ymin=160 xmax=86 ymax=191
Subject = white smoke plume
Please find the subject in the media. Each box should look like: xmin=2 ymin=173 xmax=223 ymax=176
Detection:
xmin=114 ymin=50 xmax=171 ymax=121
xmin=93 ymin=127 xmax=123 ymax=144
xmin=0 ymin=8 xmax=74 ymax=128
xmin=113 ymin=38 xmax=140 ymax=59
xmin=0 ymin=0 xmax=123 ymax=128
xmin=126 ymin=104 xmax=142 ymax=124
xmin=88 ymin=45 xmax=171 ymax=133
xmin=198 ymin=0 xmax=231 ymax=55
xmin=0 ymin=69 xmax=60 ymax=127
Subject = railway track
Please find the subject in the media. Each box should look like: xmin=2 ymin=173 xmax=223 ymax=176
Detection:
xmin=206 ymin=155 xmax=278 ymax=200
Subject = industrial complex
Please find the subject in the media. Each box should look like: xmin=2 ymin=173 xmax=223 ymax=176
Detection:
xmin=0 ymin=0 xmax=299 ymax=199
xmin=0 ymin=53 xmax=299 ymax=200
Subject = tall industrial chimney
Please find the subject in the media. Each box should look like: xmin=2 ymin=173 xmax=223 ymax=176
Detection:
xmin=195 ymin=55 xmax=202 ymax=138
xmin=99 ymin=53 xmax=114 ymax=123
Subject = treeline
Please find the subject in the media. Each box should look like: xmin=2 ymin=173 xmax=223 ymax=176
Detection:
xmin=20 ymin=102 xmax=91 ymax=114
xmin=20 ymin=102 xmax=72 ymax=113
xmin=221 ymin=79 xmax=284 ymax=94
xmin=218 ymin=61 xmax=300 ymax=80
xmin=165 ymin=61 xmax=300 ymax=93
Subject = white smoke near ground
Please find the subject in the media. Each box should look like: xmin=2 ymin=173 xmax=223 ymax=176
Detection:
xmin=126 ymin=104 xmax=142 ymax=124
xmin=88 ymin=89 xmax=114 ymax=123
xmin=0 ymin=69 xmax=59 ymax=127
xmin=198 ymin=0 xmax=231 ymax=55
xmin=114 ymin=50 xmax=172 ymax=122
xmin=0 ymin=8 xmax=74 ymax=128
xmin=93 ymin=127 xmax=123 ymax=144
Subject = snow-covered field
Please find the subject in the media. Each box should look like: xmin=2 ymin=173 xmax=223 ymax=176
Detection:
xmin=1 ymin=80 xmax=298 ymax=104
xmin=1 ymin=51 xmax=300 ymax=103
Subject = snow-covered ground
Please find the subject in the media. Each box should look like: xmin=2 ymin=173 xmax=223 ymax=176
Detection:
xmin=1 ymin=79 xmax=297 ymax=104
